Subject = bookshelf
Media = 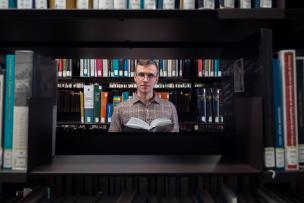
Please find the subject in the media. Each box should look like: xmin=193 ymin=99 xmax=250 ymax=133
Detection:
xmin=1 ymin=5 xmax=304 ymax=201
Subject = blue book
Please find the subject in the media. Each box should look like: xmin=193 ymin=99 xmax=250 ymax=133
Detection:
xmin=106 ymin=103 xmax=114 ymax=123
xmin=112 ymin=59 xmax=120 ymax=77
xmin=124 ymin=59 xmax=129 ymax=77
xmin=214 ymin=59 xmax=220 ymax=77
xmin=9 ymin=0 xmax=17 ymax=8
xmin=3 ymin=54 xmax=15 ymax=169
xmin=254 ymin=0 xmax=260 ymax=8
xmin=122 ymin=92 xmax=129 ymax=101
xmin=272 ymin=59 xmax=284 ymax=170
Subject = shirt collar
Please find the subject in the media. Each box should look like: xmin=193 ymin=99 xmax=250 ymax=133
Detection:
xmin=131 ymin=92 xmax=162 ymax=105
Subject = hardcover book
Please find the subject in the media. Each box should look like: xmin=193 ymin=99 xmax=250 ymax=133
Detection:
xmin=124 ymin=117 xmax=173 ymax=132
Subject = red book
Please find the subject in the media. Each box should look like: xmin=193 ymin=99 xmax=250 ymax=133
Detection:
xmin=279 ymin=49 xmax=299 ymax=170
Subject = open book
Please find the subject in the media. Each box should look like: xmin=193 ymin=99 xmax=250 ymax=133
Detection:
xmin=124 ymin=117 xmax=173 ymax=132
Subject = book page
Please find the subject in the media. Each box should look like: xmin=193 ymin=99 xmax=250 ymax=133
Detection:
xmin=126 ymin=117 xmax=150 ymax=130
xmin=150 ymin=118 xmax=172 ymax=130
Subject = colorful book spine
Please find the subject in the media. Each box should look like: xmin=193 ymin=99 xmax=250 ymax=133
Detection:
xmin=272 ymin=59 xmax=285 ymax=170
xmin=3 ymin=54 xmax=15 ymax=169
xmin=279 ymin=50 xmax=299 ymax=170
xmin=94 ymin=85 xmax=102 ymax=123
xmin=106 ymin=103 xmax=114 ymax=123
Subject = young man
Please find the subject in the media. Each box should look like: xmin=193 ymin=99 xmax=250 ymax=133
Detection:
xmin=108 ymin=59 xmax=179 ymax=132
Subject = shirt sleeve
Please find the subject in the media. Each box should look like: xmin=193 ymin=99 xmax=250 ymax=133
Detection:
xmin=170 ymin=102 xmax=179 ymax=132
xmin=108 ymin=105 xmax=122 ymax=132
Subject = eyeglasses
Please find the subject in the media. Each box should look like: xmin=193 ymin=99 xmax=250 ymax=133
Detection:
xmin=136 ymin=72 xmax=157 ymax=80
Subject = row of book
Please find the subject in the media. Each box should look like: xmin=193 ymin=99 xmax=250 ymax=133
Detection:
xmin=57 ymin=86 xmax=224 ymax=124
xmin=0 ymin=51 xmax=57 ymax=171
xmin=0 ymin=0 xmax=273 ymax=9
xmin=56 ymin=58 xmax=222 ymax=78
xmin=267 ymin=49 xmax=304 ymax=171
xmin=58 ymin=82 xmax=193 ymax=89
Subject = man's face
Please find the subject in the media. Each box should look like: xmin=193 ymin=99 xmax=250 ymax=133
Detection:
xmin=134 ymin=64 xmax=159 ymax=95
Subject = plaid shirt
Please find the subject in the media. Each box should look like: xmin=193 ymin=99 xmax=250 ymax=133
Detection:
xmin=108 ymin=93 xmax=179 ymax=132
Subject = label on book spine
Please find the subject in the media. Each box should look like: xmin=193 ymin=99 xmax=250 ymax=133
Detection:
xmin=264 ymin=147 xmax=275 ymax=168
xmin=144 ymin=0 xmax=156 ymax=9
xmin=240 ymin=0 xmax=251 ymax=8
xmin=18 ymin=0 xmax=33 ymax=8
xmin=55 ymin=0 xmax=66 ymax=8
xmin=77 ymin=0 xmax=89 ymax=8
xmin=35 ymin=0 xmax=47 ymax=9
xmin=114 ymin=0 xmax=127 ymax=9
xmin=163 ymin=0 xmax=174 ymax=9
xmin=260 ymin=0 xmax=271 ymax=8
xmin=275 ymin=148 xmax=284 ymax=168
xmin=3 ymin=150 xmax=12 ymax=169
xmin=285 ymin=146 xmax=299 ymax=170
xmin=0 ymin=0 xmax=9 ymax=8
xmin=99 ymin=0 xmax=113 ymax=8
xmin=299 ymin=144 xmax=304 ymax=163
xmin=129 ymin=0 xmax=140 ymax=9
xmin=224 ymin=0 xmax=234 ymax=8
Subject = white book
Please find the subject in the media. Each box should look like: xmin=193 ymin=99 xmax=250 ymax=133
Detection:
xmin=77 ymin=0 xmax=89 ymax=8
xmin=114 ymin=0 xmax=127 ymax=9
xmin=0 ymin=0 xmax=9 ymax=8
xmin=167 ymin=59 xmax=172 ymax=77
xmin=128 ymin=0 xmax=140 ymax=9
xmin=35 ymin=0 xmax=48 ymax=8
xmin=220 ymin=0 xmax=234 ymax=8
xmin=93 ymin=0 xmax=98 ymax=8
xmin=12 ymin=50 xmax=34 ymax=170
xmin=182 ymin=0 xmax=195 ymax=9
xmin=103 ymin=59 xmax=109 ymax=77
xmin=99 ymin=0 xmax=114 ymax=9
xmin=260 ymin=0 xmax=272 ymax=8
xmin=17 ymin=0 xmax=33 ymax=8
xmin=240 ymin=0 xmax=251 ymax=8
xmin=204 ymin=0 xmax=215 ymax=9
xmin=90 ymin=59 xmax=96 ymax=77
xmin=0 ymin=73 xmax=4 ymax=168
xmin=125 ymin=117 xmax=173 ymax=132
xmin=80 ymin=59 xmax=84 ymax=77
xmin=163 ymin=0 xmax=175 ymax=9
xmin=144 ymin=0 xmax=156 ymax=9
xmin=84 ymin=85 xmax=94 ymax=123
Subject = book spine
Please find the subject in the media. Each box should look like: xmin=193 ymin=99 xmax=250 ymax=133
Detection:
xmin=144 ymin=0 xmax=156 ymax=9
xmin=239 ymin=0 xmax=251 ymax=8
xmin=94 ymin=85 xmax=102 ymax=123
xmin=3 ymin=54 xmax=15 ymax=169
xmin=84 ymin=85 xmax=94 ymax=123
xmin=260 ymin=0 xmax=271 ymax=8
xmin=99 ymin=0 xmax=113 ymax=8
xmin=279 ymin=50 xmax=299 ymax=170
xmin=17 ymin=0 xmax=33 ymax=8
xmin=272 ymin=59 xmax=285 ymax=170
xmin=128 ymin=0 xmax=140 ymax=8
xmin=100 ymin=92 xmax=108 ymax=123
xmin=106 ymin=103 xmax=113 ymax=123
xmin=12 ymin=50 xmax=35 ymax=170
xmin=0 ymin=0 xmax=9 ymax=8
xmin=296 ymin=57 xmax=304 ymax=169
xmin=0 ymin=73 xmax=4 ymax=168
xmin=163 ymin=0 xmax=174 ymax=8
xmin=8 ymin=0 xmax=17 ymax=7
xmin=182 ymin=0 xmax=194 ymax=9
xmin=80 ymin=91 xmax=84 ymax=123
xmin=114 ymin=0 xmax=127 ymax=8
xmin=77 ymin=0 xmax=89 ymax=8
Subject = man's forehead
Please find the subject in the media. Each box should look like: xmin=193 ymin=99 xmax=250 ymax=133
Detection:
xmin=136 ymin=65 xmax=157 ymax=73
